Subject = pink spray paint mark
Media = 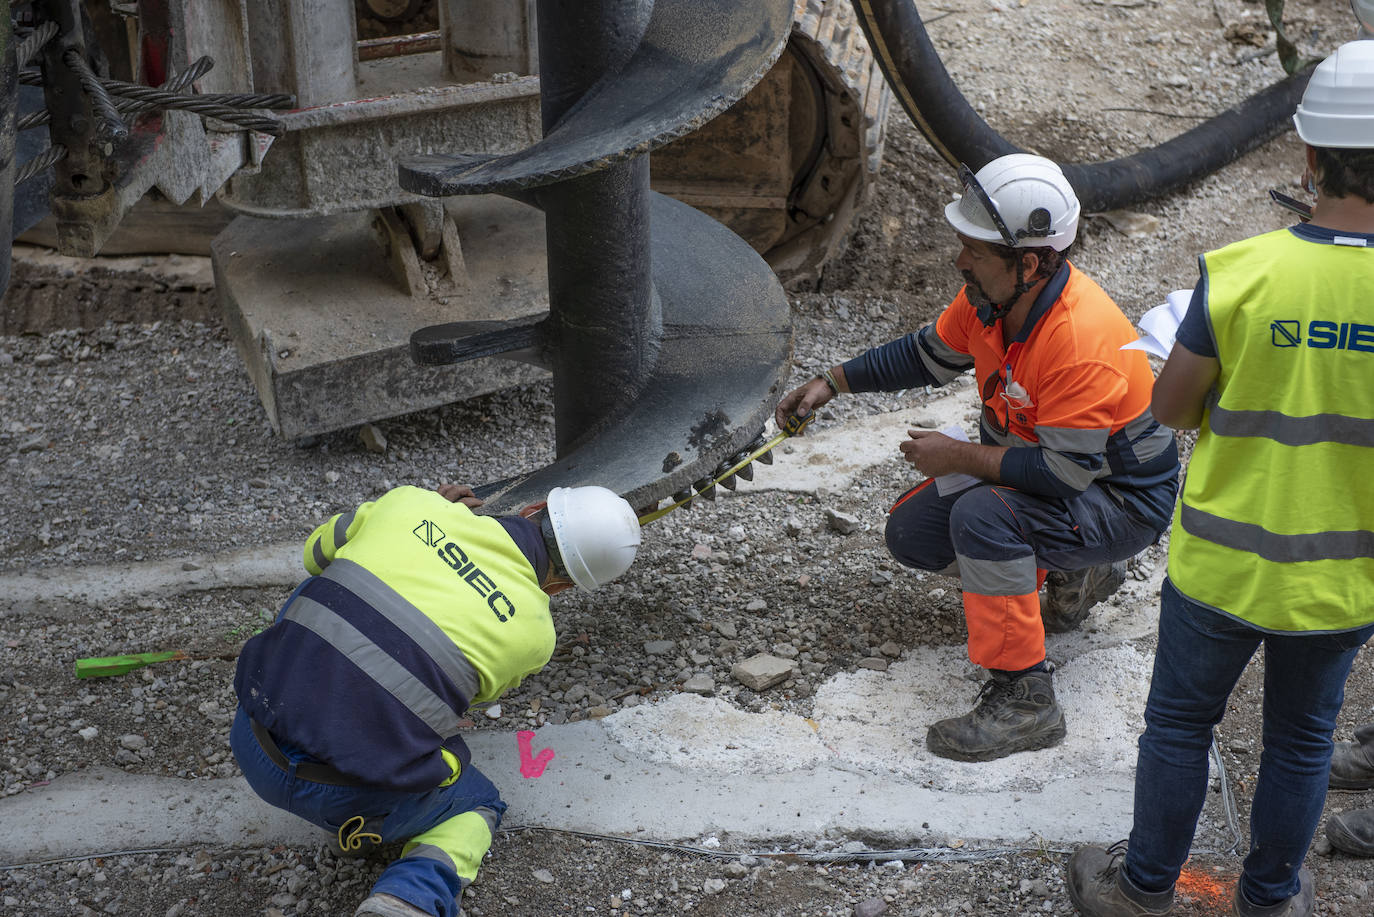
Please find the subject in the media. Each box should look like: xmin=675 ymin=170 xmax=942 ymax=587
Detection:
xmin=517 ymin=730 xmax=555 ymax=778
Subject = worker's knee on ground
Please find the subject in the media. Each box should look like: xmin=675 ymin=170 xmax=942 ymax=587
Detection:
xmin=884 ymin=500 xmax=956 ymax=571
xmin=403 ymin=808 xmax=500 ymax=883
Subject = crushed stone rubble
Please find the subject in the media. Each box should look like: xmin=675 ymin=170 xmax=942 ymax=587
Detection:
xmin=6 ymin=1 xmax=1374 ymax=913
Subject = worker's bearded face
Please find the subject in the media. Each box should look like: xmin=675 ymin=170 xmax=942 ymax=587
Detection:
xmin=961 ymin=268 xmax=1011 ymax=327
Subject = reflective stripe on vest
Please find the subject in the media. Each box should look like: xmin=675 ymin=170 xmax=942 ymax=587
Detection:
xmin=1169 ymin=228 xmax=1374 ymax=630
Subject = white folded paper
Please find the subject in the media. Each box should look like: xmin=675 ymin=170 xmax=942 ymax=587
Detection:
xmin=1121 ymin=288 xmax=1192 ymax=360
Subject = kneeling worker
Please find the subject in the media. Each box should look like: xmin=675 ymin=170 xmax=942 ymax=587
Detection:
xmin=776 ymin=154 xmax=1179 ymax=762
xmin=230 ymin=482 xmax=642 ymax=917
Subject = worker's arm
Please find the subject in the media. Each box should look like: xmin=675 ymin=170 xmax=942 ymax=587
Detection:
xmin=1152 ymin=343 xmax=1220 ymax=430
xmin=303 ymin=500 xmax=374 ymax=575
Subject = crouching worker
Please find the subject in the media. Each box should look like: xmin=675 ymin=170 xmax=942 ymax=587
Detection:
xmin=230 ymin=483 xmax=642 ymax=917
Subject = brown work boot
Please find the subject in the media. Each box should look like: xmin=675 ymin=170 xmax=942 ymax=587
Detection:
xmin=1043 ymin=561 xmax=1127 ymax=633
xmin=1327 ymin=807 xmax=1374 ymax=857
xmin=926 ymin=668 xmax=1066 ymax=762
xmin=1066 ymin=842 xmax=1175 ymax=916
xmin=1233 ymin=868 xmax=1313 ymax=917
xmin=1329 ymin=723 xmax=1374 ymax=789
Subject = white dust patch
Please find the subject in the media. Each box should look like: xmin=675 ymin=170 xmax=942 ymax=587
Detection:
xmin=603 ymin=694 xmax=831 ymax=774
xmin=812 ymin=643 xmax=1153 ymax=793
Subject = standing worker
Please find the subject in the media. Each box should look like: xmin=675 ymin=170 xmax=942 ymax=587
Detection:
xmin=776 ymin=153 xmax=1179 ymax=762
xmin=230 ymin=482 xmax=641 ymax=917
xmin=1067 ymin=39 xmax=1374 ymax=917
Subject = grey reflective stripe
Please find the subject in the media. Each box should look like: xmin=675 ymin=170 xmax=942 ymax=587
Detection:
xmin=284 ymin=595 xmax=465 ymax=737
xmin=983 ymin=425 xmax=1036 ymax=449
xmin=1210 ymin=406 xmax=1374 ymax=449
xmin=472 ymin=805 xmax=500 ymax=835
xmin=1043 ymin=448 xmax=1099 ymax=491
xmin=954 ymin=552 xmax=1038 ymax=596
xmin=312 ymin=538 xmax=328 ymax=571
xmin=1181 ymin=504 xmax=1374 ymax=563
xmin=402 ymin=843 xmax=456 ymax=872
xmin=333 ymin=510 xmax=356 ymax=549
xmin=918 ymin=327 xmax=972 ymax=385
xmin=322 ymin=559 xmax=482 ymax=706
xmin=1120 ymin=411 xmax=1174 ymax=464
xmin=1035 ymin=425 xmax=1108 ymax=454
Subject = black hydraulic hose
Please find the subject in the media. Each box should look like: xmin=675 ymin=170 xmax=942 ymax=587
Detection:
xmin=851 ymin=0 xmax=1315 ymax=212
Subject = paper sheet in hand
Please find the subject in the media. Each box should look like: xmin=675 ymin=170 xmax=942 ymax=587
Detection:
xmin=1122 ymin=289 xmax=1192 ymax=360
xmin=933 ymin=425 xmax=984 ymax=497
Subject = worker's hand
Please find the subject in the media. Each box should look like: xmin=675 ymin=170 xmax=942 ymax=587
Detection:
xmin=899 ymin=430 xmax=964 ymax=477
xmin=774 ymin=377 xmax=833 ymax=434
xmin=437 ymin=483 xmax=484 ymax=508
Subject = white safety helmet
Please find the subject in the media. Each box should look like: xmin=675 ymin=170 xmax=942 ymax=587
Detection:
xmin=544 ymin=485 xmax=641 ymax=590
xmin=944 ymin=153 xmax=1080 ymax=252
xmin=1294 ymin=40 xmax=1374 ymax=148
xmin=1354 ymin=0 xmax=1374 ymax=38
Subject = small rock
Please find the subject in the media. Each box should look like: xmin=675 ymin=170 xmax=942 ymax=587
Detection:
xmin=714 ymin=621 xmax=738 ymax=639
xmin=532 ymin=869 xmax=555 ymax=883
xmin=483 ymin=704 xmax=502 ymax=720
xmin=855 ymin=898 xmax=889 ymax=917
xmin=878 ymin=641 xmax=903 ymax=658
xmin=78 ymin=726 xmax=99 ymax=741
xmin=118 ymin=734 xmax=147 ymax=751
xmin=731 ymin=654 xmax=796 ymax=691
xmin=724 ymin=861 xmax=749 ymax=878
xmin=585 ymin=706 xmax=614 ymax=719
xmin=323 ymin=470 xmax=340 ymax=484
xmin=869 ymin=571 xmax=893 ymax=586
xmin=359 ymin=423 xmax=388 ymax=453
xmin=18 ymin=437 xmax=46 ymax=453
xmin=34 ymin=353 xmax=60 ymax=367
xmin=1101 ymin=210 xmax=1161 ymax=238
xmin=703 ymin=878 xmax=727 ymax=895
xmin=825 ymin=508 xmax=860 ymax=535
xmin=181 ymin=561 xmax=202 ymax=572
xmin=784 ymin=516 xmax=804 ymax=537
xmin=857 ymin=657 xmax=889 ymax=672
xmin=1313 ymin=835 xmax=1334 ymax=856
xmin=690 ymin=543 xmax=712 ymax=560
xmin=745 ymin=598 xmax=767 ymax=612
xmin=772 ymin=643 xmax=799 ymax=659
xmin=681 ymin=674 xmax=715 ymax=695
xmin=644 ymin=640 xmax=675 ymax=656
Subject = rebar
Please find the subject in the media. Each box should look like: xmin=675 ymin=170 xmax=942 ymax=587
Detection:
xmin=14 ymin=144 xmax=68 ymax=184
xmin=63 ymin=49 xmax=129 ymax=141
xmin=14 ymin=22 xmax=58 ymax=70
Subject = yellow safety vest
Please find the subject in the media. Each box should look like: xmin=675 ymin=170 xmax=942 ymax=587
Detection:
xmin=1169 ymin=228 xmax=1374 ymax=631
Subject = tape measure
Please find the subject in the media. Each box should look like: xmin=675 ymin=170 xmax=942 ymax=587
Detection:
xmin=637 ymin=412 xmax=813 ymax=525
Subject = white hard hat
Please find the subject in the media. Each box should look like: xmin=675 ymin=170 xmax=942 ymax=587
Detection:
xmin=544 ymin=486 xmax=641 ymax=590
xmin=945 ymin=154 xmax=1080 ymax=252
xmin=1293 ymin=41 xmax=1374 ymax=148
xmin=1354 ymin=0 xmax=1374 ymax=37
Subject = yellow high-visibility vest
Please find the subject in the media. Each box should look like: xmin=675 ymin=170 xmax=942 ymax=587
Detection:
xmin=1169 ymin=228 xmax=1374 ymax=631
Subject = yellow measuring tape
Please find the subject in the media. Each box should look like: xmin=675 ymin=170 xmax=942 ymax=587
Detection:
xmin=637 ymin=413 xmax=812 ymax=526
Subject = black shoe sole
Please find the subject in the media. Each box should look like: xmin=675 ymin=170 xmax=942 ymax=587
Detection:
xmin=1327 ymin=817 xmax=1374 ymax=857
xmin=926 ymin=719 xmax=1067 ymax=763
xmin=1328 ymin=775 xmax=1374 ymax=790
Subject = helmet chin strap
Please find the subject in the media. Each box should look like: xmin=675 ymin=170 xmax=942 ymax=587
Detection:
xmin=973 ymin=257 xmax=1038 ymax=328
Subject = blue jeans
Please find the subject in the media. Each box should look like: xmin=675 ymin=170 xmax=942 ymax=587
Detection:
xmin=1124 ymin=579 xmax=1374 ymax=907
xmin=231 ymin=707 xmax=506 ymax=917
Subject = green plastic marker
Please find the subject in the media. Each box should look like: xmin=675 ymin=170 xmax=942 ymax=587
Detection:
xmin=74 ymin=650 xmax=187 ymax=679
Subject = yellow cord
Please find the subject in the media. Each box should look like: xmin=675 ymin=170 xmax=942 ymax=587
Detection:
xmin=337 ymin=814 xmax=383 ymax=852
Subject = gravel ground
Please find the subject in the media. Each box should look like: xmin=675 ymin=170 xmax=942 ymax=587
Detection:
xmin=6 ymin=1 xmax=1374 ymax=915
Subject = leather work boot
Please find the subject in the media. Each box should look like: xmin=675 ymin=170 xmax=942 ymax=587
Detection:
xmin=1043 ymin=561 xmax=1127 ymax=633
xmin=1066 ymin=842 xmax=1175 ymax=916
xmin=1326 ymin=807 xmax=1374 ymax=857
xmin=926 ymin=668 xmax=1066 ymax=762
xmin=355 ymin=893 xmax=440 ymax=917
xmin=1233 ymin=868 xmax=1314 ymax=917
xmin=1328 ymin=723 xmax=1374 ymax=789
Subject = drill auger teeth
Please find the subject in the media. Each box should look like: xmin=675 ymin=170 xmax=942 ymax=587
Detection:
xmin=734 ymin=462 xmax=754 ymax=481
xmin=693 ymin=477 xmax=717 ymax=500
xmin=672 ymin=488 xmax=695 ymax=508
